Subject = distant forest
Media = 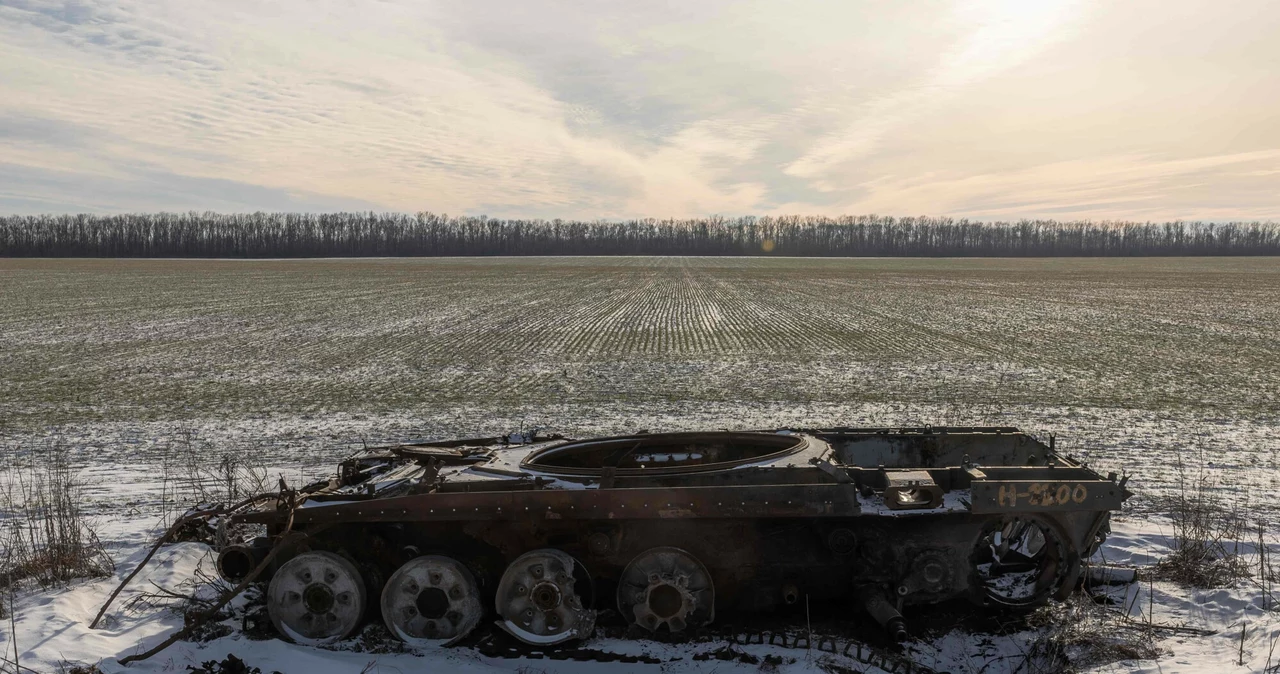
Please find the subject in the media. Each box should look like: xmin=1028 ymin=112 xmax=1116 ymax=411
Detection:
xmin=2 ymin=212 xmax=1278 ymax=257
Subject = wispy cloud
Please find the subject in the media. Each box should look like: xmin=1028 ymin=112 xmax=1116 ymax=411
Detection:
xmin=841 ymin=150 xmax=1280 ymax=220
xmin=0 ymin=0 xmax=1277 ymax=219
xmin=784 ymin=0 xmax=1084 ymax=184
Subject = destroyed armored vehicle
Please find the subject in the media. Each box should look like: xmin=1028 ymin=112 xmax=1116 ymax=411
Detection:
xmin=212 ymin=427 xmax=1130 ymax=647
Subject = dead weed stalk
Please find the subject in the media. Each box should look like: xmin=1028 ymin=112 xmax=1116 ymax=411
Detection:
xmin=0 ymin=440 xmax=113 ymax=590
xmin=1151 ymin=443 xmax=1251 ymax=588
xmin=1018 ymin=595 xmax=1163 ymax=673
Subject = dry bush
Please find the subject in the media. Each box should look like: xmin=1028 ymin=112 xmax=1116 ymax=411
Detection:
xmin=152 ymin=431 xmax=274 ymax=551
xmin=119 ymin=556 xmax=242 ymax=643
xmin=122 ymin=561 xmax=225 ymax=617
xmin=55 ymin=661 xmax=103 ymax=674
xmin=184 ymin=654 xmax=279 ymax=674
xmin=0 ymin=440 xmax=113 ymax=590
xmin=1019 ymin=596 xmax=1163 ymax=673
xmin=170 ymin=430 xmax=271 ymax=503
xmin=1152 ymin=444 xmax=1251 ymax=588
xmin=158 ymin=430 xmax=271 ymax=524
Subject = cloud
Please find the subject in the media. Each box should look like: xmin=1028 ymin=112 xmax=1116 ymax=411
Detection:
xmin=0 ymin=161 xmax=382 ymax=212
xmin=784 ymin=0 xmax=1085 ymax=184
xmin=843 ymin=150 xmax=1280 ymax=221
xmin=1 ymin=0 xmax=222 ymax=75
xmin=0 ymin=0 xmax=1277 ymax=219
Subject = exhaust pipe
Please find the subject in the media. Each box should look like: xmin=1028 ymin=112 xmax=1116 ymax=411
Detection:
xmin=858 ymin=587 xmax=908 ymax=642
xmin=217 ymin=538 xmax=270 ymax=583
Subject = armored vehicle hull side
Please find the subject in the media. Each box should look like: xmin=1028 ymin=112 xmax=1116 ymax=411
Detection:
xmin=217 ymin=427 xmax=1129 ymax=646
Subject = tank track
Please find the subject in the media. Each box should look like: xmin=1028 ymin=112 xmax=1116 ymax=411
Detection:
xmin=470 ymin=626 xmax=940 ymax=673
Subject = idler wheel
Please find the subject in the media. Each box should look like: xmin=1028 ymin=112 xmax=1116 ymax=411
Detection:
xmin=971 ymin=515 xmax=1075 ymax=609
xmin=495 ymin=549 xmax=596 ymax=645
xmin=267 ymin=551 xmax=366 ymax=645
xmin=617 ymin=547 xmax=714 ymax=633
xmin=381 ymin=555 xmax=484 ymax=647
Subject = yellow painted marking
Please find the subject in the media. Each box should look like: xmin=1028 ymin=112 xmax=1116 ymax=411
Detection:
xmin=991 ymin=483 xmax=1090 ymax=508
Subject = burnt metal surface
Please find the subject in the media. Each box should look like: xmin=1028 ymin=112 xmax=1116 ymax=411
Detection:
xmin=209 ymin=426 xmax=1130 ymax=647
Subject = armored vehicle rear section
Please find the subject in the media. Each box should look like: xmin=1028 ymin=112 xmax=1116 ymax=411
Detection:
xmin=220 ymin=427 xmax=1130 ymax=646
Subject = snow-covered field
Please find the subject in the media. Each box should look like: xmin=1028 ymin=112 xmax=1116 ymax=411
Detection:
xmin=8 ymin=516 xmax=1280 ymax=674
xmin=2 ymin=256 xmax=1279 ymax=672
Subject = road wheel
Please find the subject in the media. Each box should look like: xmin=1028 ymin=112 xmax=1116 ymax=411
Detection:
xmin=617 ymin=546 xmax=714 ymax=633
xmin=381 ymin=555 xmax=484 ymax=647
xmin=267 ymin=551 xmax=366 ymax=645
xmin=495 ymin=549 xmax=595 ymax=644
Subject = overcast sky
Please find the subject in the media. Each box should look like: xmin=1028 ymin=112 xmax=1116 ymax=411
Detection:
xmin=1 ymin=0 xmax=1277 ymax=219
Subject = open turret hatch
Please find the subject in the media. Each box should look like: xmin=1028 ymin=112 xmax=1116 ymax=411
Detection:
xmin=520 ymin=431 xmax=807 ymax=477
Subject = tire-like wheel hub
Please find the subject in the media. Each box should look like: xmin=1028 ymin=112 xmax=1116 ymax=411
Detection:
xmin=415 ymin=587 xmax=450 ymax=619
xmin=381 ymin=555 xmax=484 ymax=647
xmin=495 ymin=549 xmax=595 ymax=645
xmin=649 ymin=584 xmax=683 ymax=619
xmin=303 ymin=584 xmax=335 ymax=614
xmin=530 ymin=581 xmax=563 ymax=611
xmin=268 ymin=551 xmax=366 ymax=645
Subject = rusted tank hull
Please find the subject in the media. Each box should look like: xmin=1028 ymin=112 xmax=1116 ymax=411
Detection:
xmin=220 ymin=427 xmax=1130 ymax=645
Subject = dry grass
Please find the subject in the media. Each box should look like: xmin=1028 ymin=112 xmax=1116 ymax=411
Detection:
xmin=0 ymin=440 xmax=113 ymax=591
xmin=1018 ymin=596 xmax=1164 ymax=673
xmin=1151 ymin=444 xmax=1253 ymax=588
xmin=155 ymin=428 xmax=271 ymax=534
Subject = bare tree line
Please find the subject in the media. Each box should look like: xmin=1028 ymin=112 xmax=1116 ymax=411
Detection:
xmin=1 ymin=212 xmax=1277 ymax=257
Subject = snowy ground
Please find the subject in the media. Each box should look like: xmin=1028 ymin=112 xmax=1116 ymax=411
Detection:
xmin=2 ymin=257 xmax=1278 ymax=672
xmin=6 ymin=516 xmax=1280 ymax=674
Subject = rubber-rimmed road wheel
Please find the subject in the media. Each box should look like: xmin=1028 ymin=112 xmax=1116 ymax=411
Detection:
xmin=381 ymin=555 xmax=484 ymax=647
xmin=267 ymin=551 xmax=366 ymax=645
xmin=495 ymin=549 xmax=595 ymax=645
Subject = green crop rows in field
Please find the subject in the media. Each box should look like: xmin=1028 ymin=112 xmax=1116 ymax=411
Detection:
xmin=1 ymin=256 xmax=1277 ymax=428
xmin=2 ymin=256 xmax=1279 ymax=516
